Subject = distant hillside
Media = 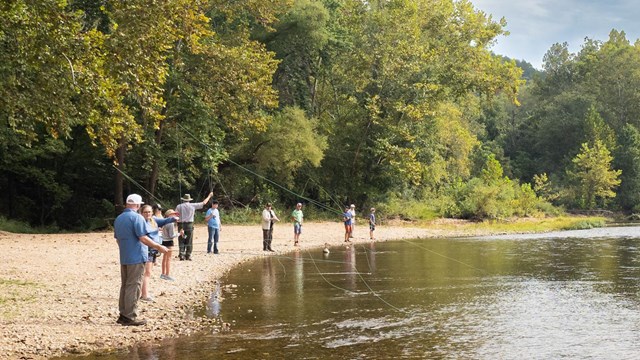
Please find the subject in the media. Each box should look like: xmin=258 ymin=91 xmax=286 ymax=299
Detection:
xmin=499 ymin=55 xmax=543 ymax=80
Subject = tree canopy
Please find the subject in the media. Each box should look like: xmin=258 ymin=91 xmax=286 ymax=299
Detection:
xmin=5 ymin=0 xmax=640 ymax=230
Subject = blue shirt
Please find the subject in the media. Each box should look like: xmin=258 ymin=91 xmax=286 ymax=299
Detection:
xmin=206 ymin=208 xmax=221 ymax=229
xmin=150 ymin=217 xmax=178 ymax=244
xmin=114 ymin=208 xmax=150 ymax=265
xmin=343 ymin=211 xmax=352 ymax=226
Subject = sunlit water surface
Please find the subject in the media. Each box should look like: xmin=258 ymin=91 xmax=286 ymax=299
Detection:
xmin=61 ymin=226 xmax=640 ymax=359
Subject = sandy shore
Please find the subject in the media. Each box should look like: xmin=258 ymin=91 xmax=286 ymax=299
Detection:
xmin=0 ymin=220 xmax=494 ymax=359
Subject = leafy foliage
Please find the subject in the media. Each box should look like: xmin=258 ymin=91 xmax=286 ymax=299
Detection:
xmin=6 ymin=0 xmax=604 ymax=229
xmin=567 ymin=141 xmax=621 ymax=209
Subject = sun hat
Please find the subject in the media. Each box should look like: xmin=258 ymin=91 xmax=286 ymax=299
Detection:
xmin=181 ymin=194 xmax=194 ymax=202
xmin=350 ymin=204 xmax=355 ymax=208
xmin=164 ymin=209 xmax=177 ymax=217
xmin=126 ymin=194 xmax=144 ymax=205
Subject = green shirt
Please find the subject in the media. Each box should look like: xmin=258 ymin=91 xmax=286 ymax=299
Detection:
xmin=291 ymin=209 xmax=303 ymax=224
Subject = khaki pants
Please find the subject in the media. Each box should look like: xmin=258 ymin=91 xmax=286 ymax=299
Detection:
xmin=119 ymin=263 xmax=145 ymax=320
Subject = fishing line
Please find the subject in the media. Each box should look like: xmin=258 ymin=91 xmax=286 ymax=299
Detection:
xmin=303 ymin=247 xmax=358 ymax=294
xmin=169 ymin=245 xmax=352 ymax=267
xmin=196 ymin=172 xmax=209 ymax=200
xmin=207 ymin=151 xmax=214 ymax=194
xmin=177 ymin=135 xmax=183 ymax=198
xmin=306 ymin=176 xmax=345 ymax=213
xmin=304 ymin=247 xmax=404 ymax=313
xmin=399 ymin=239 xmax=487 ymax=274
xmin=360 ymin=243 xmax=375 ymax=274
xmin=127 ymin=124 xmax=487 ymax=284
xmin=275 ymin=256 xmax=287 ymax=278
xmin=175 ymin=122 xmax=342 ymax=215
xmin=212 ymin=172 xmax=234 ymax=209
xmin=204 ymin=144 xmax=236 ymax=209
xmin=347 ymin=245 xmax=404 ymax=312
xmin=112 ymin=165 xmax=166 ymax=207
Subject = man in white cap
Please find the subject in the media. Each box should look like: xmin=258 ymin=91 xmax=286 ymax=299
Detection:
xmin=176 ymin=192 xmax=213 ymax=260
xmin=114 ymin=194 xmax=168 ymax=326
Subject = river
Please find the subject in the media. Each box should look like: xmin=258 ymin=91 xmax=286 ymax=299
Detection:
xmin=63 ymin=226 xmax=640 ymax=359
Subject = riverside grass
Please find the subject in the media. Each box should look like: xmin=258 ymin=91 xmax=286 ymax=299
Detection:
xmin=418 ymin=216 xmax=608 ymax=234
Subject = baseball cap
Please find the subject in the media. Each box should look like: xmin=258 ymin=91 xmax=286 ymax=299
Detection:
xmin=126 ymin=194 xmax=144 ymax=205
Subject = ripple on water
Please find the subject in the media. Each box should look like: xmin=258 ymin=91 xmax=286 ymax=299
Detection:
xmin=434 ymin=278 xmax=640 ymax=359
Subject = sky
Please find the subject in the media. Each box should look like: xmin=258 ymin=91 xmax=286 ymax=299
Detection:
xmin=470 ymin=0 xmax=640 ymax=69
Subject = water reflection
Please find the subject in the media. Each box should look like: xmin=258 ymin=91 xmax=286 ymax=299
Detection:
xmin=343 ymin=245 xmax=357 ymax=291
xmin=59 ymin=226 xmax=640 ymax=360
xmin=260 ymin=257 xmax=278 ymax=315
xmin=206 ymin=282 xmax=221 ymax=317
xmin=293 ymin=250 xmax=304 ymax=315
xmin=365 ymin=241 xmax=377 ymax=273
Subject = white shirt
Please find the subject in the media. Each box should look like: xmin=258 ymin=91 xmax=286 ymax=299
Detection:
xmin=262 ymin=209 xmax=279 ymax=230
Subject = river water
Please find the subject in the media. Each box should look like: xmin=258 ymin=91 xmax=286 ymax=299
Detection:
xmin=68 ymin=226 xmax=640 ymax=359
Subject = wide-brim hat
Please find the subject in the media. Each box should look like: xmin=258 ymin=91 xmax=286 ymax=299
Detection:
xmin=164 ymin=209 xmax=178 ymax=217
xmin=181 ymin=194 xmax=193 ymax=202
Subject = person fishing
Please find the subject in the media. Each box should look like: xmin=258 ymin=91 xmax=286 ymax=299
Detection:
xmin=175 ymin=192 xmax=213 ymax=260
xmin=262 ymin=203 xmax=279 ymax=252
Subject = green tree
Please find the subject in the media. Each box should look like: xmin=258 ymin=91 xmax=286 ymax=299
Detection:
xmin=310 ymin=0 xmax=522 ymax=203
xmin=614 ymin=124 xmax=640 ymax=211
xmin=0 ymin=0 xmax=96 ymax=144
xmin=568 ymin=140 xmax=621 ymax=209
xmin=584 ymin=104 xmax=616 ymax=150
xmin=231 ymin=106 xmax=328 ymax=188
xmin=584 ymin=30 xmax=640 ymax=131
xmin=257 ymin=0 xmax=330 ymax=112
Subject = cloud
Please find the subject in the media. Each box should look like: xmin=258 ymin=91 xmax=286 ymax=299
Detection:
xmin=471 ymin=0 xmax=640 ymax=68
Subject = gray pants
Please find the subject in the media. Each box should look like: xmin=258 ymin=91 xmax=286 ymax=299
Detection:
xmin=262 ymin=226 xmax=274 ymax=250
xmin=178 ymin=222 xmax=194 ymax=259
xmin=119 ymin=263 xmax=145 ymax=320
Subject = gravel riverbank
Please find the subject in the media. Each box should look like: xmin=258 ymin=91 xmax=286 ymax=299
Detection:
xmin=0 ymin=221 xmax=496 ymax=359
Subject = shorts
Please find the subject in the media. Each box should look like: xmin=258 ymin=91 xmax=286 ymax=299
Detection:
xmin=294 ymin=223 xmax=302 ymax=234
xmin=162 ymin=240 xmax=174 ymax=247
xmin=370 ymin=224 xmax=376 ymax=231
xmin=148 ymin=250 xmax=159 ymax=263
xmin=344 ymin=224 xmax=352 ymax=232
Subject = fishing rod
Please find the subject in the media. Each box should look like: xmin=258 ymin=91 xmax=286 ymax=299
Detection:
xmin=112 ymin=165 xmax=167 ymax=207
xmin=175 ymin=122 xmax=342 ymax=215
